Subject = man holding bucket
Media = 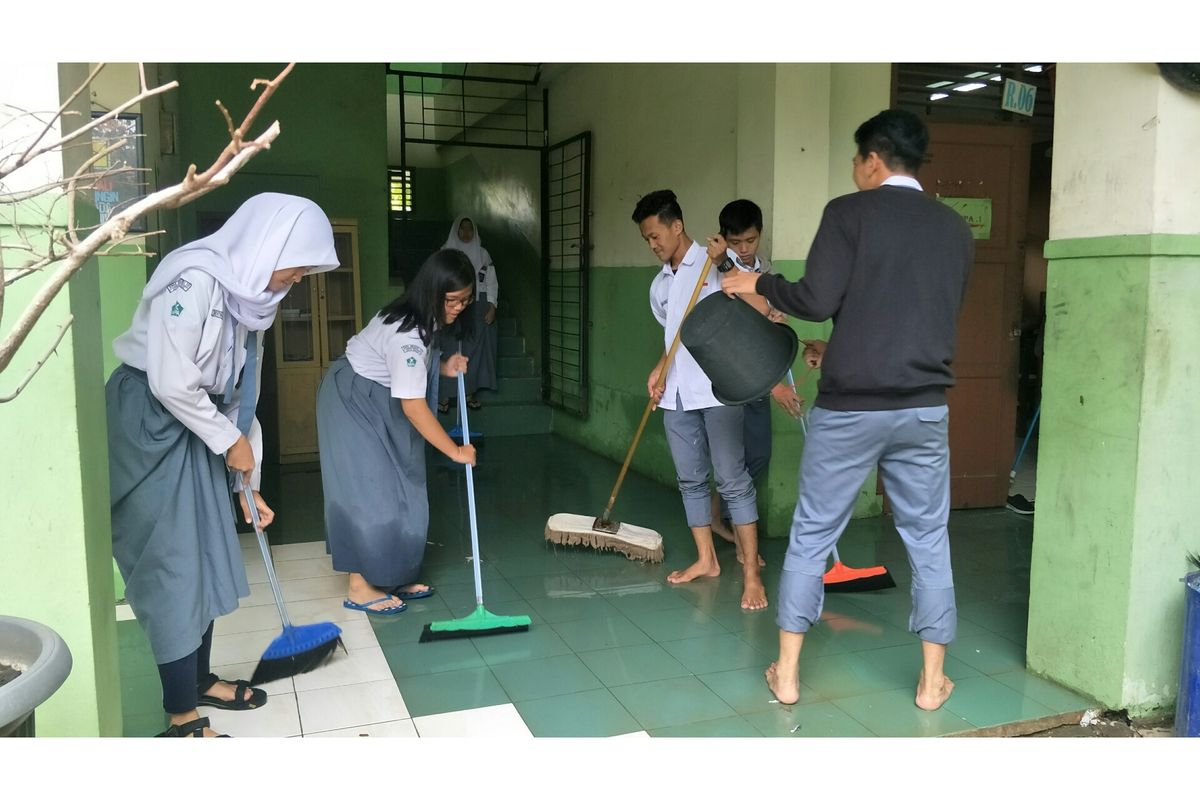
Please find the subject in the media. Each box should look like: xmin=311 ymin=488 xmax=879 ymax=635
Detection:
xmin=720 ymin=109 xmax=974 ymax=710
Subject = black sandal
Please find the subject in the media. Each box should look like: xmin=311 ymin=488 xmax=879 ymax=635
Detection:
xmin=155 ymin=716 xmax=231 ymax=738
xmin=197 ymin=673 xmax=268 ymax=711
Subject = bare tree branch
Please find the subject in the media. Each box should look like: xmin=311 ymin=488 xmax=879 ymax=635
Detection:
xmin=0 ymin=63 xmax=293 ymax=388
xmin=1 ymin=63 xmax=104 ymax=178
xmin=0 ymin=71 xmax=178 ymax=181
xmin=0 ymin=316 xmax=73 ymax=403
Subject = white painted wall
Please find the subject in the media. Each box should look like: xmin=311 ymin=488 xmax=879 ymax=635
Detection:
xmin=1051 ymin=63 xmax=1200 ymax=238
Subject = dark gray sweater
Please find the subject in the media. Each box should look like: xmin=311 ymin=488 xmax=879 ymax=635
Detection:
xmin=759 ymin=184 xmax=974 ymax=411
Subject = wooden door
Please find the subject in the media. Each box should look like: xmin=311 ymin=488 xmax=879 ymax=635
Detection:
xmin=922 ymin=123 xmax=1030 ymax=508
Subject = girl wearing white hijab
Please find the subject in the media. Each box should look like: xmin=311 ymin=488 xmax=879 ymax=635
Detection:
xmin=438 ymin=215 xmax=499 ymax=412
xmin=107 ymin=193 xmax=339 ymax=738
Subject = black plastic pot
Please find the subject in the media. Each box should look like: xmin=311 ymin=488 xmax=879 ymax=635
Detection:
xmin=680 ymin=292 xmax=799 ymax=405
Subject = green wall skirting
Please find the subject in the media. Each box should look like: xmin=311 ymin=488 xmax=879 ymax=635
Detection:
xmin=1044 ymin=233 xmax=1200 ymax=260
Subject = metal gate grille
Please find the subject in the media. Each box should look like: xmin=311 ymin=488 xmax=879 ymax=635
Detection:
xmin=542 ymin=133 xmax=591 ymax=417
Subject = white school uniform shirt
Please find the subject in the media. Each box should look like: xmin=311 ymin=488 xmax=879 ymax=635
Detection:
xmin=648 ymin=240 xmax=756 ymax=411
xmin=344 ymin=314 xmax=434 ymax=399
xmin=476 ymin=252 xmax=499 ymax=308
xmin=112 ymin=268 xmax=266 ymax=489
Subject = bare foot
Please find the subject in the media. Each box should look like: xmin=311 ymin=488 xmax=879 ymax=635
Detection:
xmin=735 ymin=546 xmax=767 ymax=568
xmin=667 ymin=558 xmax=721 ymax=584
xmin=711 ymin=515 xmax=736 ymax=544
xmin=741 ymin=574 xmax=768 ymax=610
xmin=764 ymin=661 xmax=799 ymax=705
xmin=915 ymin=674 xmax=955 ymax=711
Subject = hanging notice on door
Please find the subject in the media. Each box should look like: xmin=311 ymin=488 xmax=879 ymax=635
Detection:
xmin=939 ymin=197 xmax=992 ymax=240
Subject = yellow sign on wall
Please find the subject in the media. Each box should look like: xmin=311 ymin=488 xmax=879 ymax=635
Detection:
xmin=939 ymin=196 xmax=992 ymax=240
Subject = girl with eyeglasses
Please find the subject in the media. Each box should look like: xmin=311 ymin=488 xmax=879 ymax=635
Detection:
xmin=316 ymin=248 xmax=477 ymax=616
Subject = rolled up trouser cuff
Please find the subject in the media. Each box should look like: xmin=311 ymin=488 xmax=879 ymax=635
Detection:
xmin=910 ymin=586 xmax=957 ymax=644
xmin=775 ymin=568 xmax=825 ymax=633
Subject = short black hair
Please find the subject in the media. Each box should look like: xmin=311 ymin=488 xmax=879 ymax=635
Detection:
xmin=718 ymin=199 xmax=763 ymax=237
xmin=632 ymin=189 xmax=684 ymax=226
xmin=854 ymin=109 xmax=929 ymax=174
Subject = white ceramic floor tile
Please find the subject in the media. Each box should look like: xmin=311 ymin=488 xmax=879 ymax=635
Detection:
xmin=271 ymin=542 xmax=332 ymax=562
xmin=244 ymin=561 xmax=268 ymax=584
xmin=209 ymin=630 xmax=285 ymax=668
xmin=412 ymin=703 xmax=534 ymax=738
xmin=335 ymin=617 xmax=379 ymax=650
xmin=238 ymin=581 xmax=278 ymax=608
xmin=272 ymin=556 xmax=338 ymax=582
xmin=297 ymin=680 xmax=410 ymax=734
xmin=115 ymin=603 xmax=135 ymax=622
xmin=304 ymin=719 xmax=419 ymax=738
xmin=203 ymin=659 xmax=294 ymax=697
xmin=282 ymin=596 xmax=365 ymax=626
xmin=215 ymin=603 xmax=289 ymax=636
xmin=292 ymin=645 xmax=394 ymax=693
xmin=271 ymin=574 xmax=348 ymax=602
xmin=205 ymin=690 xmax=301 ymax=737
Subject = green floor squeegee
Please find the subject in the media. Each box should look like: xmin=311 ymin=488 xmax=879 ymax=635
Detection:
xmin=420 ymin=370 xmax=530 ymax=642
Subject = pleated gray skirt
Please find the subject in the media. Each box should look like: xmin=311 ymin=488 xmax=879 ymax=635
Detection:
xmin=317 ymin=358 xmax=435 ymax=588
xmin=106 ymin=365 xmax=249 ymax=665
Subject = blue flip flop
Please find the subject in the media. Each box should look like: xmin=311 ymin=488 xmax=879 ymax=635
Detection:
xmin=393 ymin=585 xmax=436 ymax=600
xmin=343 ymin=595 xmax=407 ymax=616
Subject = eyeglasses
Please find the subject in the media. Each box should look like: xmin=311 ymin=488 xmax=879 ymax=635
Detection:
xmin=444 ymin=295 xmax=473 ymax=310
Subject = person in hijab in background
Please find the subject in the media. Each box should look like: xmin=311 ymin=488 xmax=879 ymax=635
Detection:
xmin=318 ymin=248 xmax=477 ymax=617
xmin=107 ymin=193 xmax=340 ymax=738
xmin=437 ymin=215 xmax=498 ymax=412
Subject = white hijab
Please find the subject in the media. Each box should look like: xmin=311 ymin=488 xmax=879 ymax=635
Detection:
xmin=443 ymin=215 xmax=487 ymax=271
xmin=143 ymin=193 xmax=340 ymax=331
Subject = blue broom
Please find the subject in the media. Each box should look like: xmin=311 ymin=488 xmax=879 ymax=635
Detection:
xmin=242 ymin=484 xmax=345 ymax=683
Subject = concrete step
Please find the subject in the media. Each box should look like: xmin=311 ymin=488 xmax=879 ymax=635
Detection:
xmin=499 ymin=336 xmax=526 ymax=357
xmin=439 ymin=402 xmax=552 ymax=438
xmin=500 ymin=354 xmax=535 ymax=378
xmin=494 ymin=376 xmax=541 ymax=403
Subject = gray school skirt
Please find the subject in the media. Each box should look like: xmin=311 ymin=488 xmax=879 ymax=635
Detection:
xmin=106 ymin=365 xmax=249 ymax=665
xmin=316 ymin=357 xmax=437 ymax=588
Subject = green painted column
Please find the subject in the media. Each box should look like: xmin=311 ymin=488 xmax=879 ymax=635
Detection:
xmin=0 ymin=63 xmax=123 ymax=736
xmin=1026 ymin=64 xmax=1200 ymax=714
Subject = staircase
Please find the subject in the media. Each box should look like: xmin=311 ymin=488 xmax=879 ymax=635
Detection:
xmin=441 ymin=316 xmax=552 ymax=437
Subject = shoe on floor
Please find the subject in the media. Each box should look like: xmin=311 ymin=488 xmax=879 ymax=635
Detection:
xmin=343 ymin=595 xmax=407 ymax=616
xmin=197 ymin=674 xmax=267 ymax=710
xmin=1006 ymin=494 xmax=1035 ymax=515
xmin=155 ymin=716 xmax=231 ymax=737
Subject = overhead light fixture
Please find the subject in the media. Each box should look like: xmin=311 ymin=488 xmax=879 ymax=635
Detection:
xmin=1025 ymin=65 xmax=1044 ymax=73
xmin=965 ymin=71 xmax=990 ymax=79
xmin=954 ymin=82 xmax=988 ymax=92
xmin=929 ymin=92 xmax=950 ymax=101
xmin=926 ymin=80 xmax=954 ymax=88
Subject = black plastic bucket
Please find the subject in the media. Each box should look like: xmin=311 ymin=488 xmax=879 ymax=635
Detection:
xmin=680 ymin=293 xmax=798 ymax=405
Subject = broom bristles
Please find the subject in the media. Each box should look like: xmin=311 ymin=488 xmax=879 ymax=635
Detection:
xmin=545 ymin=522 xmax=664 ymax=563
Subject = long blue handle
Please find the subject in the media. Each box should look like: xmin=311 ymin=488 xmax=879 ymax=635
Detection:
xmin=1010 ymin=403 xmax=1041 ymax=479
xmin=456 ymin=370 xmax=484 ymax=606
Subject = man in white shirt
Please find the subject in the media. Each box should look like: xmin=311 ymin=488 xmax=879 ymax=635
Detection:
xmin=633 ymin=189 xmax=767 ymax=611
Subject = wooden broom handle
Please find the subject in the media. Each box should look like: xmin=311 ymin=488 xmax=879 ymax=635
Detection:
xmin=599 ymin=254 xmax=715 ymax=522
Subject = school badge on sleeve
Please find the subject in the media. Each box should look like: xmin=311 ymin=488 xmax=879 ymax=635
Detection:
xmin=170 ymin=302 xmax=184 ymax=317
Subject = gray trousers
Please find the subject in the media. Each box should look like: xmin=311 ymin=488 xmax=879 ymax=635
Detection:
xmin=719 ymin=396 xmax=771 ymax=520
xmin=776 ymin=405 xmax=956 ymax=644
xmin=662 ymin=398 xmax=758 ymax=528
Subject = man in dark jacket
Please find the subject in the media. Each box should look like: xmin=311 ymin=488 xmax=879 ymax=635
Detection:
xmin=720 ymin=108 xmax=973 ymax=711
